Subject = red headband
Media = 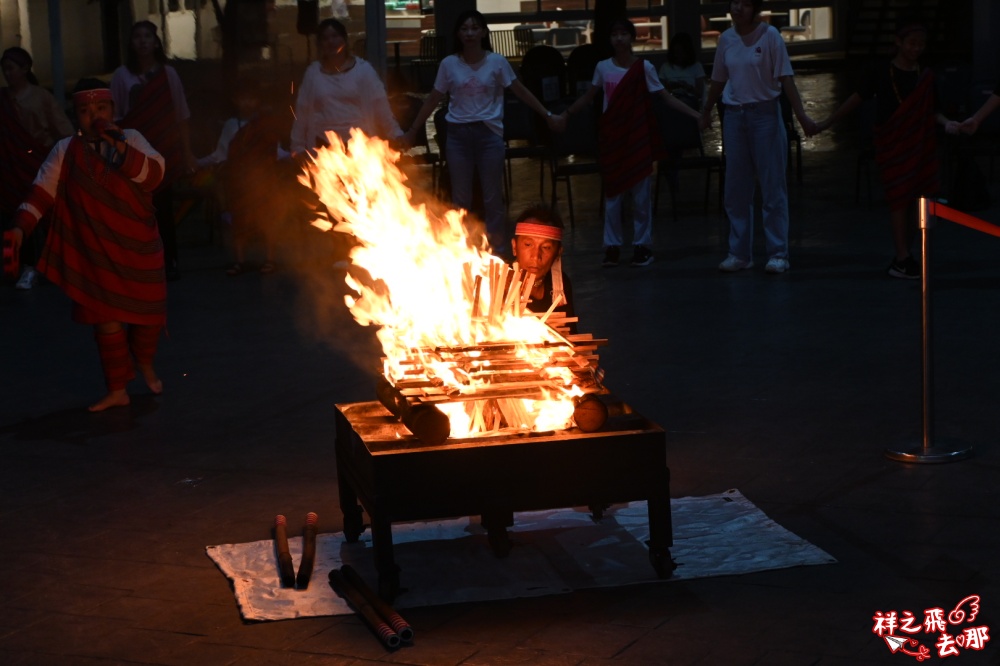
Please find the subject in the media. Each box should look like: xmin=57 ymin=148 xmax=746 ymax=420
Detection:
xmin=73 ymin=88 xmax=113 ymax=106
xmin=515 ymin=220 xmax=562 ymax=241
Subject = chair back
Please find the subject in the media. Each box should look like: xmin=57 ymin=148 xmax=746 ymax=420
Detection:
xmin=418 ymin=30 xmax=444 ymax=61
xmin=490 ymin=29 xmax=533 ymax=59
xmin=566 ymin=43 xmax=599 ymax=97
xmin=520 ymin=44 xmax=567 ymax=104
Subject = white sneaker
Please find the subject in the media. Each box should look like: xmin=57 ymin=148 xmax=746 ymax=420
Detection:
xmin=765 ymin=257 xmax=790 ymax=274
xmin=15 ymin=266 xmax=37 ymax=290
xmin=718 ymin=255 xmax=753 ymax=272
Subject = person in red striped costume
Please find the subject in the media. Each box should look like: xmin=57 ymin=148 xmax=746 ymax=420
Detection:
xmin=8 ymin=82 xmax=167 ymax=412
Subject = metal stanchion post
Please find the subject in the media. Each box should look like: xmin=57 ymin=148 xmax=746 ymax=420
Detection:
xmin=885 ymin=197 xmax=972 ymax=463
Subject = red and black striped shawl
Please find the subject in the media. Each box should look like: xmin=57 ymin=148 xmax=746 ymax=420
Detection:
xmin=874 ymin=68 xmax=940 ymax=212
xmin=598 ymin=60 xmax=666 ymax=198
xmin=33 ymin=138 xmax=166 ymax=325
xmin=120 ymin=67 xmax=184 ymax=190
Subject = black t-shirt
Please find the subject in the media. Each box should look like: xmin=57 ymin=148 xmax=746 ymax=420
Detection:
xmin=858 ymin=62 xmax=935 ymax=125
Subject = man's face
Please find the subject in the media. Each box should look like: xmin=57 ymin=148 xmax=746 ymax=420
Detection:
xmin=76 ymin=99 xmax=115 ymax=137
xmin=511 ymin=235 xmax=561 ymax=278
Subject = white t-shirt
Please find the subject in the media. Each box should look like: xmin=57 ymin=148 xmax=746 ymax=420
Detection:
xmin=290 ymin=58 xmax=402 ymax=153
xmin=658 ymin=61 xmax=705 ymax=91
xmin=711 ymin=23 xmax=793 ymax=105
xmin=591 ymin=59 xmax=664 ymax=112
xmin=433 ymin=51 xmax=516 ymax=136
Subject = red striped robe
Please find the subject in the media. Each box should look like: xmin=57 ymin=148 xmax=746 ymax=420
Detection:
xmin=120 ymin=67 xmax=184 ymax=190
xmin=0 ymin=89 xmax=48 ymax=216
xmin=16 ymin=133 xmax=167 ymax=325
xmin=874 ymin=68 xmax=940 ymax=213
xmin=598 ymin=60 xmax=666 ymax=198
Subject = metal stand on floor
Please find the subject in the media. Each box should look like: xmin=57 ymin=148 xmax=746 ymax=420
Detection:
xmin=885 ymin=198 xmax=973 ymax=464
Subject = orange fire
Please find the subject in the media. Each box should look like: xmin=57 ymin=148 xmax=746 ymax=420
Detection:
xmin=301 ymin=129 xmax=596 ymax=437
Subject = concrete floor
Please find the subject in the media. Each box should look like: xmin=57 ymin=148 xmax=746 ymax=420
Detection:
xmin=3 ymin=70 xmax=1000 ymax=665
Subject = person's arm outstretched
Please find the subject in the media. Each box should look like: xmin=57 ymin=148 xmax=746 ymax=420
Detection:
xmin=815 ymin=92 xmax=862 ymax=133
xmin=780 ymin=76 xmax=818 ymax=136
xmin=508 ymin=79 xmax=566 ymax=132
xmin=960 ymin=93 xmax=1000 ymax=135
xmin=699 ymin=79 xmax=725 ymax=131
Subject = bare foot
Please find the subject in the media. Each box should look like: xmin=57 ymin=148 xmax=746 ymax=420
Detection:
xmin=137 ymin=364 xmax=163 ymax=395
xmin=89 ymin=390 xmax=130 ymax=412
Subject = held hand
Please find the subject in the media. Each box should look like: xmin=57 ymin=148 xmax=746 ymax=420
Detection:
xmin=698 ymin=112 xmax=712 ymax=132
xmin=959 ymin=118 xmax=980 ymax=135
xmin=944 ymin=120 xmax=962 ymax=136
xmin=547 ymin=113 xmax=567 ymax=133
xmin=800 ymin=116 xmax=820 ymax=138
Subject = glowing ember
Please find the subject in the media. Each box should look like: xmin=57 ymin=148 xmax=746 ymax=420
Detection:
xmin=301 ymin=129 xmax=602 ymax=438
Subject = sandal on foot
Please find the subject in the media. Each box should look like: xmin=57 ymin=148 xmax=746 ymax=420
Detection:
xmin=260 ymin=262 xmax=276 ymax=275
xmin=226 ymin=263 xmax=245 ymax=276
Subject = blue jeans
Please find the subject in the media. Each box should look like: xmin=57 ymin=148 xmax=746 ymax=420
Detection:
xmin=722 ymin=99 xmax=789 ymax=262
xmin=446 ymin=122 xmax=507 ymax=251
xmin=603 ymin=174 xmax=653 ymax=248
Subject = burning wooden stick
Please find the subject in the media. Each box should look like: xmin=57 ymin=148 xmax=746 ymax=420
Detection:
xmin=295 ymin=512 xmax=318 ymax=589
xmin=273 ymin=515 xmax=295 ymax=588
xmin=328 ymin=569 xmax=400 ymax=649
xmin=471 ymin=274 xmax=482 ymax=319
xmin=342 ymin=565 xmax=414 ymax=642
xmin=376 ymin=376 xmax=451 ymax=445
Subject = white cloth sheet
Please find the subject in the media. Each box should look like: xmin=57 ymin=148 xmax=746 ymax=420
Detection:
xmin=206 ymin=489 xmax=836 ymax=622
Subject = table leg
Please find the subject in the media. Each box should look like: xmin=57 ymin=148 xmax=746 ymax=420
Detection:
xmin=481 ymin=509 xmax=514 ymax=558
xmin=370 ymin=515 xmax=400 ymax=600
xmin=335 ymin=415 xmax=366 ymax=542
xmin=646 ymin=469 xmax=675 ymax=578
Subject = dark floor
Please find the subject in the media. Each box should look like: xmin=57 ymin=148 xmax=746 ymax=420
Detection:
xmin=3 ymin=70 xmax=1000 ymax=665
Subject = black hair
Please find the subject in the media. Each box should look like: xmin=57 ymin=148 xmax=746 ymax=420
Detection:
xmin=667 ymin=32 xmax=697 ymax=68
xmin=451 ymin=10 xmax=492 ymax=54
xmin=317 ymin=18 xmax=350 ymax=54
xmin=515 ymin=204 xmax=564 ymax=234
xmin=1 ymin=47 xmax=39 ymax=85
xmin=608 ymin=18 xmax=637 ymax=42
xmin=895 ymin=14 xmax=928 ymax=38
xmin=125 ymin=20 xmax=167 ymax=74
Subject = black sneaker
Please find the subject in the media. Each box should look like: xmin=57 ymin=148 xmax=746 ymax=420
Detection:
xmin=630 ymin=245 xmax=653 ymax=267
xmin=602 ymin=246 xmax=620 ymax=267
xmin=887 ymin=256 xmax=920 ymax=280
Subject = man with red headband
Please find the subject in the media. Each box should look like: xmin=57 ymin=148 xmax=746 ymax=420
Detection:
xmin=8 ymin=80 xmax=167 ymax=412
xmin=510 ymin=205 xmax=576 ymax=334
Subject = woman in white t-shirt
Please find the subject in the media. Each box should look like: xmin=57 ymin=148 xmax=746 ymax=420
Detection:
xmin=700 ymin=0 xmax=817 ymax=274
xmin=562 ymin=19 xmax=701 ymax=268
xmin=404 ymin=10 xmax=565 ymax=253
xmin=290 ymin=18 xmax=402 ymax=153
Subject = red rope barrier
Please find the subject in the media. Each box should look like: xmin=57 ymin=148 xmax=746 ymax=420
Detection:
xmin=928 ymin=201 xmax=1000 ymax=238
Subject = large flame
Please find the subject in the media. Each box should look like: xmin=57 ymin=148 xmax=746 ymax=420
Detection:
xmin=301 ymin=129 xmax=586 ymax=437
